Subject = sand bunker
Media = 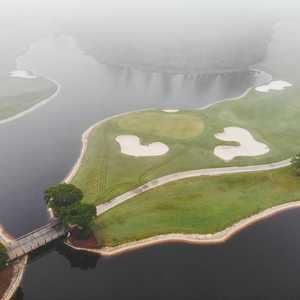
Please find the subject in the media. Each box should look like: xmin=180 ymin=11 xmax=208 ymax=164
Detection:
xmin=116 ymin=135 xmax=169 ymax=157
xmin=255 ymin=80 xmax=292 ymax=92
xmin=9 ymin=70 xmax=36 ymax=79
xmin=162 ymin=109 xmax=179 ymax=113
xmin=214 ymin=127 xmax=269 ymax=161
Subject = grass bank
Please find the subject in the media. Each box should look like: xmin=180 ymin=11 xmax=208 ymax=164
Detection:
xmin=94 ymin=166 xmax=300 ymax=246
xmin=0 ymin=76 xmax=57 ymax=121
xmin=71 ymin=85 xmax=300 ymax=206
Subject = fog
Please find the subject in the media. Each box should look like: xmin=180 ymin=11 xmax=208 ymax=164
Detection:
xmin=0 ymin=0 xmax=300 ymax=75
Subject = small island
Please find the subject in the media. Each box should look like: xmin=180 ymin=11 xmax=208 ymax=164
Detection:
xmin=53 ymin=79 xmax=300 ymax=253
xmin=0 ymin=70 xmax=58 ymax=123
xmin=1 ymin=77 xmax=299 ymax=296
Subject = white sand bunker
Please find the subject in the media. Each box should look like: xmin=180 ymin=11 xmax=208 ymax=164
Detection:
xmin=116 ymin=135 xmax=169 ymax=157
xmin=255 ymin=80 xmax=292 ymax=92
xmin=214 ymin=127 xmax=269 ymax=161
xmin=162 ymin=109 xmax=179 ymax=113
xmin=9 ymin=70 xmax=36 ymax=79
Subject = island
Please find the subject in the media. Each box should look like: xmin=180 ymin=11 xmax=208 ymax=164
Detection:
xmin=1 ymin=77 xmax=299 ymax=297
xmin=58 ymin=78 xmax=300 ymax=254
xmin=0 ymin=70 xmax=58 ymax=123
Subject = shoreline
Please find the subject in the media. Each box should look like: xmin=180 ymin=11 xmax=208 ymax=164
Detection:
xmin=0 ymin=72 xmax=61 ymax=126
xmin=198 ymin=68 xmax=272 ymax=111
xmin=64 ymin=68 xmax=272 ymax=184
xmin=1 ymin=256 xmax=28 ymax=300
xmin=0 ymin=226 xmax=28 ymax=300
xmin=66 ymin=200 xmax=300 ymax=256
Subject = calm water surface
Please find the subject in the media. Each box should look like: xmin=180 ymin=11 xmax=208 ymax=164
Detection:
xmin=17 ymin=208 xmax=300 ymax=300
xmin=2 ymin=36 xmax=296 ymax=300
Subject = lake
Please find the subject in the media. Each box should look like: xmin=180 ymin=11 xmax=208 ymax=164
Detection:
xmin=2 ymin=35 xmax=293 ymax=300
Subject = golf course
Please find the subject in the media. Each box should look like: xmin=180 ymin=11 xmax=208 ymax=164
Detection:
xmin=69 ymin=81 xmax=300 ymax=247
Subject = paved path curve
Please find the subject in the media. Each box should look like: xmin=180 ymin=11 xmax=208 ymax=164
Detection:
xmin=96 ymin=158 xmax=292 ymax=215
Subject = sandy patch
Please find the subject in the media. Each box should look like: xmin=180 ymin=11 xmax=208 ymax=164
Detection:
xmin=255 ymin=80 xmax=292 ymax=92
xmin=214 ymin=127 xmax=269 ymax=161
xmin=116 ymin=135 xmax=169 ymax=157
xmin=9 ymin=70 xmax=36 ymax=79
xmin=162 ymin=109 xmax=179 ymax=113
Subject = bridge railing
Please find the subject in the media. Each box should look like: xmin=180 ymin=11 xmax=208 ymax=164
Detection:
xmin=15 ymin=219 xmax=62 ymax=241
xmin=7 ymin=225 xmax=67 ymax=260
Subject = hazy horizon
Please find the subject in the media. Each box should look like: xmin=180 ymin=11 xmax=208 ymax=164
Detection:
xmin=0 ymin=0 xmax=300 ymax=75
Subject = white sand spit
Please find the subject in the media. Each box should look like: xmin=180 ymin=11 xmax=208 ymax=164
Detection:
xmin=9 ymin=70 xmax=36 ymax=79
xmin=162 ymin=109 xmax=179 ymax=113
xmin=116 ymin=135 xmax=169 ymax=157
xmin=214 ymin=127 xmax=269 ymax=161
xmin=255 ymin=80 xmax=292 ymax=92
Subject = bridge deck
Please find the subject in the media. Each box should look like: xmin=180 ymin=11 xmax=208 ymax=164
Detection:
xmin=7 ymin=221 xmax=67 ymax=260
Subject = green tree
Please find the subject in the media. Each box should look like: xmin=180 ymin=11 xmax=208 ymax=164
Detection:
xmin=292 ymin=154 xmax=300 ymax=176
xmin=60 ymin=202 xmax=96 ymax=238
xmin=0 ymin=244 xmax=8 ymax=270
xmin=44 ymin=183 xmax=83 ymax=212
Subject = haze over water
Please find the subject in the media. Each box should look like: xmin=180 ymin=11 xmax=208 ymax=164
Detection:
xmin=1 ymin=0 xmax=300 ymax=299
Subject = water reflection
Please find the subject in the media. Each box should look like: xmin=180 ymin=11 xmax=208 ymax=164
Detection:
xmin=28 ymin=239 xmax=99 ymax=270
xmin=13 ymin=208 xmax=300 ymax=300
xmin=56 ymin=243 xmax=99 ymax=270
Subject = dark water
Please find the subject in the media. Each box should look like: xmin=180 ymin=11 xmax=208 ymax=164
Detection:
xmin=16 ymin=208 xmax=300 ymax=300
xmin=0 ymin=36 xmax=289 ymax=300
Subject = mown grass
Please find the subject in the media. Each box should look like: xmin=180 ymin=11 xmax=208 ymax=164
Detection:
xmin=94 ymin=166 xmax=300 ymax=246
xmin=117 ymin=111 xmax=204 ymax=139
xmin=72 ymin=85 xmax=300 ymax=206
xmin=0 ymin=77 xmax=57 ymax=120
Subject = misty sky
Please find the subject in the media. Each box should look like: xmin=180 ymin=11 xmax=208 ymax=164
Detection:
xmin=1 ymin=0 xmax=300 ymax=73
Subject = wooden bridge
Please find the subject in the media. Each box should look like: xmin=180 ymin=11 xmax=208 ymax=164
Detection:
xmin=6 ymin=220 xmax=67 ymax=260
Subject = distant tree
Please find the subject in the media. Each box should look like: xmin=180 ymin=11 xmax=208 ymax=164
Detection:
xmin=292 ymin=154 xmax=300 ymax=176
xmin=44 ymin=183 xmax=83 ymax=212
xmin=60 ymin=202 xmax=96 ymax=239
xmin=0 ymin=244 xmax=8 ymax=270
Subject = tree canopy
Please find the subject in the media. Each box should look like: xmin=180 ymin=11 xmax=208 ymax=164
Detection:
xmin=44 ymin=183 xmax=83 ymax=210
xmin=44 ymin=183 xmax=96 ymax=239
xmin=60 ymin=202 xmax=96 ymax=231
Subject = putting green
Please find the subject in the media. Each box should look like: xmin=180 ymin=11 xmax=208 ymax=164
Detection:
xmin=71 ymin=84 xmax=300 ymax=209
xmin=117 ymin=111 xmax=204 ymax=139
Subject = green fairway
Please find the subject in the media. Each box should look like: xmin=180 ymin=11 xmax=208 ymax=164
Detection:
xmin=72 ymin=85 xmax=300 ymax=206
xmin=94 ymin=166 xmax=300 ymax=246
xmin=0 ymin=76 xmax=57 ymax=121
